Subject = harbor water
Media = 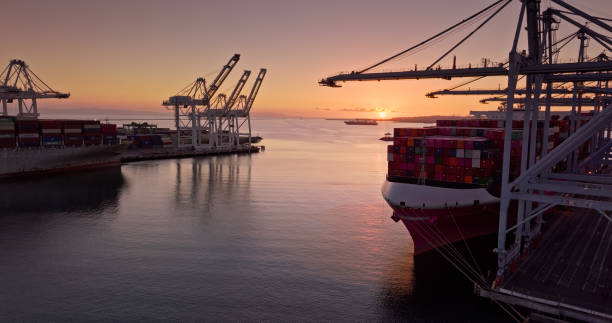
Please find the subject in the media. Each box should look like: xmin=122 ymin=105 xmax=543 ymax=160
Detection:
xmin=0 ymin=118 xmax=509 ymax=321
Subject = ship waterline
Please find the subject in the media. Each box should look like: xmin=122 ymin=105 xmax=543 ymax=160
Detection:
xmin=0 ymin=145 xmax=122 ymax=178
xmin=382 ymin=180 xmax=500 ymax=255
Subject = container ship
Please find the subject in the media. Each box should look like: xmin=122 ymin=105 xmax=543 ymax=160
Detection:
xmin=383 ymin=113 xmax=592 ymax=255
xmin=345 ymin=119 xmax=378 ymax=125
xmin=0 ymin=117 xmax=122 ymax=179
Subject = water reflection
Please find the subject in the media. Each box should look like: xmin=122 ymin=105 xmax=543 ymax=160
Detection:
xmin=0 ymin=168 xmax=125 ymax=215
xmin=379 ymin=245 xmax=509 ymax=322
xmin=172 ymin=155 xmax=252 ymax=212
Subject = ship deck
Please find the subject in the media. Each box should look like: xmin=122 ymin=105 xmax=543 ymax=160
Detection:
xmin=480 ymin=207 xmax=612 ymax=321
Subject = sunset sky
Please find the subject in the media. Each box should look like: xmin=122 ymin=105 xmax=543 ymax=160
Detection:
xmin=2 ymin=0 xmax=611 ymax=118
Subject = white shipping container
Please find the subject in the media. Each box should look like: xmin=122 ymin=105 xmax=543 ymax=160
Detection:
xmin=388 ymin=153 xmax=394 ymax=162
xmin=64 ymin=128 xmax=82 ymax=134
xmin=472 ymin=158 xmax=481 ymax=168
xmin=42 ymin=129 xmax=61 ymax=134
xmin=471 ymin=149 xmax=481 ymax=158
xmin=456 ymin=149 xmax=464 ymax=158
xmin=18 ymin=133 xmax=39 ymax=138
xmin=0 ymin=134 xmax=14 ymax=138
xmin=83 ymin=124 xmax=101 ymax=129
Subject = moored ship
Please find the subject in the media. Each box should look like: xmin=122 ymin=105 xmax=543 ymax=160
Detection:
xmin=382 ymin=112 xmax=590 ymax=255
xmin=0 ymin=117 xmax=122 ymax=179
xmin=0 ymin=59 xmax=122 ymax=179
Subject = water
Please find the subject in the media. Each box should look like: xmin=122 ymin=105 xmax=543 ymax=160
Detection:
xmin=0 ymin=119 xmax=510 ymax=322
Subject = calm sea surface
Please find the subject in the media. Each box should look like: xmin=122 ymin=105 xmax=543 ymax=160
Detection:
xmin=0 ymin=118 xmax=509 ymax=322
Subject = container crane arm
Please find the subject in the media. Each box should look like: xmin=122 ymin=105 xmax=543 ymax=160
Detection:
xmin=205 ymin=54 xmax=240 ymax=103
xmin=244 ymin=68 xmax=267 ymax=114
xmin=222 ymin=70 xmax=251 ymax=114
xmin=0 ymin=59 xmax=70 ymax=100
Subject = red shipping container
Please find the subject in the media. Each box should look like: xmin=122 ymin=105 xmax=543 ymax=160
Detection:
xmin=101 ymin=123 xmax=117 ymax=135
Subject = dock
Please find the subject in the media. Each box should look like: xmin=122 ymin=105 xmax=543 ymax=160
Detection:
xmin=121 ymin=145 xmax=261 ymax=163
xmin=478 ymin=206 xmax=612 ymax=322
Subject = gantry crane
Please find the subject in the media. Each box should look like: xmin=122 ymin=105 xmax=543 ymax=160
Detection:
xmin=320 ymin=0 xmax=611 ymax=320
xmin=162 ymin=54 xmax=240 ymax=148
xmin=204 ymin=69 xmax=251 ymax=146
xmin=229 ymin=68 xmax=267 ymax=145
xmin=163 ymin=54 xmax=266 ymax=149
xmin=0 ymin=59 xmax=70 ymax=118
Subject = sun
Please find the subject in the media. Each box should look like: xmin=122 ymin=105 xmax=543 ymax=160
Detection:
xmin=379 ymin=111 xmax=387 ymax=118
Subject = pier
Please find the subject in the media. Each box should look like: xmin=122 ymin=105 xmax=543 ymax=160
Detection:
xmin=120 ymin=145 xmax=261 ymax=163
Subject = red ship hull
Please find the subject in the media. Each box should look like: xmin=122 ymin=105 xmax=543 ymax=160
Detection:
xmin=391 ymin=203 xmax=500 ymax=256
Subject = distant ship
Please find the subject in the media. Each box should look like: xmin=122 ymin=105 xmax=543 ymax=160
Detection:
xmin=379 ymin=132 xmax=393 ymax=141
xmin=345 ymin=119 xmax=378 ymax=125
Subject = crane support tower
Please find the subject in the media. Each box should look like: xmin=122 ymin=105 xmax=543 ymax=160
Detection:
xmin=163 ymin=55 xmax=266 ymax=149
xmin=0 ymin=59 xmax=70 ymax=118
xmin=320 ymin=0 xmax=611 ymax=321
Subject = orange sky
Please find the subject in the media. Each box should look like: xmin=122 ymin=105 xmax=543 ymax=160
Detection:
xmin=2 ymin=0 xmax=610 ymax=118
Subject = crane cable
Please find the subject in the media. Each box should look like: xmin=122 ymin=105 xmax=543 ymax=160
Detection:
xmin=409 ymin=218 xmax=525 ymax=322
xmin=382 ymin=9 xmax=500 ymax=68
xmin=427 ymin=0 xmax=513 ymax=71
xmin=357 ymin=0 xmax=507 ymax=74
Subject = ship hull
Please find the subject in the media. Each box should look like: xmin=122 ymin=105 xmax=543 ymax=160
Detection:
xmin=0 ymin=145 xmax=122 ymax=179
xmin=382 ymin=180 xmax=501 ymax=255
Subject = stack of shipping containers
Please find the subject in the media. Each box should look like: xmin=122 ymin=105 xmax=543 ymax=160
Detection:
xmin=101 ymin=124 xmax=118 ymax=145
xmin=387 ymin=116 xmax=585 ymax=189
xmin=63 ymin=120 xmax=83 ymax=146
xmin=16 ymin=120 xmax=40 ymax=147
xmin=0 ymin=119 xmax=119 ymax=149
xmin=0 ymin=117 xmax=16 ymax=148
xmin=40 ymin=120 xmax=63 ymax=147
xmin=83 ymin=121 xmax=102 ymax=146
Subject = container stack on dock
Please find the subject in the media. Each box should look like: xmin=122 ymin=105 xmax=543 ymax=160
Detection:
xmin=387 ymin=116 xmax=582 ymax=187
xmin=125 ymin=134 xmax=169 ymax=149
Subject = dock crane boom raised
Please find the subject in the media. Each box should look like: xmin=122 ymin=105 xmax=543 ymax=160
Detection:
xmin=222 ymin=70 xmax=251 ymax=114
xmin=0 ymin=59 xmax=70 ymax=117
xmin=228 ymin=68 xmax=267 ymax=146
xmin=204 ymin=54 xmax=240 ymax=105
xmin=243 ymin=69 xmax=267 ymax=115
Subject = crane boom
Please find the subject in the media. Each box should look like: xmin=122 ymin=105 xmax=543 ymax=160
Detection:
xmin=319 ymin=61 xmax=612 ymax=87
xmin=205 ymin=54 xmax=240 ymax=103
xmin=223 ymin=70 xmax=251 ymax=114
xmin=1 ymin=59 xmax=69 ymax=117
xmin=244 ymin=68 xmax=267 ymax=114
xmin=0 ymin=59 xmax=70 ymax=99
xmin=426 ymin=88 xmax=574 ymax=97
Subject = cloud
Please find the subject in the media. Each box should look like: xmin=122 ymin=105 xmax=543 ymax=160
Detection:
xmin=315 ymin=107 xmax=331 ymax=111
